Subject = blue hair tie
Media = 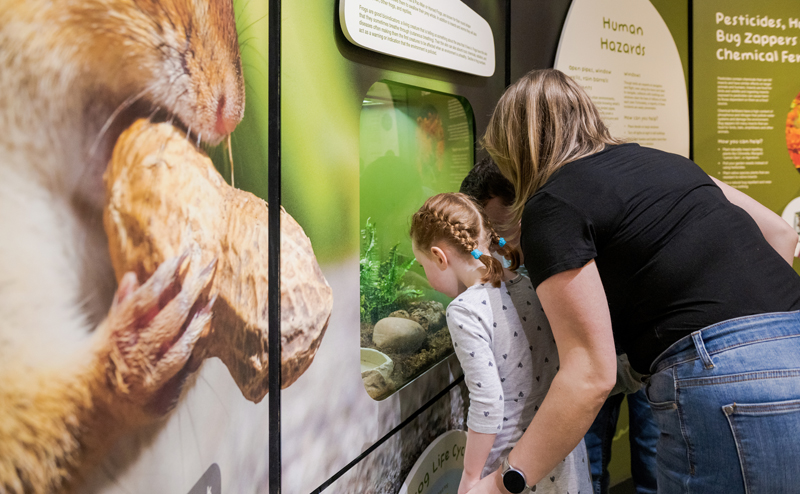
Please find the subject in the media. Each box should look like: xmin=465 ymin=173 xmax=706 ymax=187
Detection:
xmin=497 ymin=237 xmax=506 ymax=248
xmin=471 ymin=249 xmax=483 ymax=259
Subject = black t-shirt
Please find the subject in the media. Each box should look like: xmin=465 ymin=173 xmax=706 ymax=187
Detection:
xmin=521 ymin=143 xmax=800 ymax=373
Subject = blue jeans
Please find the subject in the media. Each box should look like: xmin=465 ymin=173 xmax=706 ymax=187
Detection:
xmin=585 ymin=389 xmax=658 ymax=494
xmin=646 ymin=310 xmax=800 ymax=494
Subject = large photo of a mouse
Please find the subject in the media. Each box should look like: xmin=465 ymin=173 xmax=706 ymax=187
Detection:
xmin=0 ymin=1 xmax=331 ymax=493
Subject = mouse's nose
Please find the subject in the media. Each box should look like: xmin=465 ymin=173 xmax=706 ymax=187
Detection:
xmin=215 ymin=94 xmax=239 ymax=136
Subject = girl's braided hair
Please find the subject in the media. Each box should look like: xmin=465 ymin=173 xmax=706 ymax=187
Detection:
xmin=410 ymin=193 xmax=520 ymax=288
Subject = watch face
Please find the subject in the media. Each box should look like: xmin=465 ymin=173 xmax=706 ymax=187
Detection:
xmin=502 ymin=469 xmax=527 ymax=493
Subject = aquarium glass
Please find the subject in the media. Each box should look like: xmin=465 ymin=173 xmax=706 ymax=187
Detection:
xmin=359 ymin=80 xmax=475 ymax=400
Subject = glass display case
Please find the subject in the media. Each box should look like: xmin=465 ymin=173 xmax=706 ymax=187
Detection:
xmin=359 ymin=80 xmax=474 ymax=399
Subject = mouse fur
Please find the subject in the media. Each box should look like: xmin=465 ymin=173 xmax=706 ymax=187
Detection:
xmin=0 ymin=1 xmax=244 ymax=491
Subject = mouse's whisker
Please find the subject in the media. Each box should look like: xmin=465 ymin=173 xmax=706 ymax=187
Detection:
xmin=88 ymin=87 xmax=149 ymax=160
xmin=168 ymin=86 xmax=190 ymax=108
xmin=157 ymin=114 xmax=177 ymax=163
xmin=238 ymin=35 xmax=257 ymax=48
xmin=227 ymin=134 xmax=235 ymax=188
xmin=237 ymin=12 xmax=267 ymax=38
xmin=241 ymin=62 xmax=268 ymax=88
xmin=234 ymin=0 xmax=254 ymax=31
xmin=184 ymin=405 xmax=205 ymax=468
xmin=177 ymin=410 xmax=186 ymax=484
xmin=100 ymin=463 xmax=135 ymax=494
xmin=157 ymin=141 xmax=166 ymax=163
xmin=199 ymin=374 xmax=231 ymax=420
xmin=147 ymin=106 xmax=162 ymax=123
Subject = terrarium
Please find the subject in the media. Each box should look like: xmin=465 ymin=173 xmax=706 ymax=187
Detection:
xmin=359 ymin=81 xmax=474 ymax=399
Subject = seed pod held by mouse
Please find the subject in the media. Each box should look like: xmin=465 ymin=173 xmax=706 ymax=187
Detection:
xmin=103 ymin=120 xmax=332 ymax=403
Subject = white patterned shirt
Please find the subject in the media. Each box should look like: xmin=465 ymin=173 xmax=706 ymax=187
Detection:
xmin=446 ymin=274 xmax=592 ymax=491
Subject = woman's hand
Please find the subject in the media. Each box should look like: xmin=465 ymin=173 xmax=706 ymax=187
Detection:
xmin=465 ymin=470 xmax=503 ymax=494
xmin=458 ymin=470 xmax=482 ymax=494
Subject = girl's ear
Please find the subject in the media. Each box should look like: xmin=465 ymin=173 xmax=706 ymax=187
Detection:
xmin=430 ymin=246 xmax=448 ymax=270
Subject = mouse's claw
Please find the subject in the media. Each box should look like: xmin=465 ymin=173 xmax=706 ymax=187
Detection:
xmin=150 ymin=293 xmax=216 ymax=382
xmin=97 ymin=252 xmax=218 ymax=420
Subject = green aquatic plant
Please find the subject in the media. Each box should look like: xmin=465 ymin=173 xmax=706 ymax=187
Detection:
xmin=360 ymin=218 xmax=423 ymax=324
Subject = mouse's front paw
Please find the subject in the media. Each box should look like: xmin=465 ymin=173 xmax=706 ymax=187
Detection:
xmin=97 ymin=252 xmax=217 ymax=418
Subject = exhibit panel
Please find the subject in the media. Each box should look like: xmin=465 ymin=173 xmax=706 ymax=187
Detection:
xmin=76 ymin=1 xmax=276 ymax=492
xmin=339 ymin=0 xmax=496 ymax=76
xmin=554 ymin=0 xmax=689 ymax=156
xmin=279 ymin=0 xmax=508 ymax=492
xmin=693 ymin=0 xmax=800 ymax=271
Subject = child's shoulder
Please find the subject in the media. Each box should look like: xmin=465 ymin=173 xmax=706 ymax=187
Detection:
xmin=505 ymin=272 xmax=533 ymax=288
xmin=505 ymin=273 xmax=546 ymax=315
xmin=445 ymin=285 xmax=497 ymax=331
xmin=505 ymin=273 xmax=538 ymax=296
xmin=447 ymin=283 xmax=490 ymax=308
xmin=445 ymin=283 xmax=506 ymax=315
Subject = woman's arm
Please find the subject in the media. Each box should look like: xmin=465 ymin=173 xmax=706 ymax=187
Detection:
xmin=469 ymin=261 xmax=617 ymax=493
xmin=711 ymin=176 xmax=798 ymax=264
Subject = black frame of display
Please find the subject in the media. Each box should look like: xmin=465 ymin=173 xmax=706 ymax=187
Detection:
xmin=268 ymin=0 xmax=282 ymax=491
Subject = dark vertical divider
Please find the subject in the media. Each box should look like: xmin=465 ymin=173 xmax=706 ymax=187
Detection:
xmin=505 ymin=0 xmax=511 ymax=87
xmin=687 ymin=0 xmax=694 ymax=160
xmin=268 ymin=0 xmax=282 ymax=491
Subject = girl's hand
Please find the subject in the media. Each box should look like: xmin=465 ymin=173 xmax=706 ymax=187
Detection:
xmin=458 ymin=471 xmax=481 ymax=494
xmin=459 ymin=429 xmax=498 ymax=493
xmin=467 ymin=470 xmax=504 ymax=494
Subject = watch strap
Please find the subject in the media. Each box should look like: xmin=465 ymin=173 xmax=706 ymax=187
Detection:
xmin=501 ymin=457 xmax=533 ymax=493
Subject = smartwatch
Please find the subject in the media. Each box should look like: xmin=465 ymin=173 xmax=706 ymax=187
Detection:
xmin=501 ymin=457 xmax=533 ymax=493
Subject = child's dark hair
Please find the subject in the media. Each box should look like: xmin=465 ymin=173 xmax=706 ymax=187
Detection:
xmin=459 ymin=156 xmax=515 ymax=207
xmin=410 ymin=193 xmax=521 ymax=288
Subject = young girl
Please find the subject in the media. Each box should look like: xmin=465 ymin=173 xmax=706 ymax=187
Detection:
xmin=410 ymin=193 xmax=591 ymax=494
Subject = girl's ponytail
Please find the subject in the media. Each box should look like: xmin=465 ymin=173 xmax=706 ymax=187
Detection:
xmin=489 ymin=232 xmax=521 ymax=271
xmin=472 ymin=249 xmax=506 ymax=288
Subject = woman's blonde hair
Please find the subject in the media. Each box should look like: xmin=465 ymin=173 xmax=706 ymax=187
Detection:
xmin=482 ymin=69 xmax=624 ymax=225
xmin=410 ymin=193 xmax=520 ymax=288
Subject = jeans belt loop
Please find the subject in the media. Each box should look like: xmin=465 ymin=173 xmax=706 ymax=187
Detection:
xmin=691 ymin=330 xmax=714 ymax=369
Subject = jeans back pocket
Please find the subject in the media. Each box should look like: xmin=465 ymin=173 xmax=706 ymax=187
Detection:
xmin=723 ymin=398 xmax=800 ymax=494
